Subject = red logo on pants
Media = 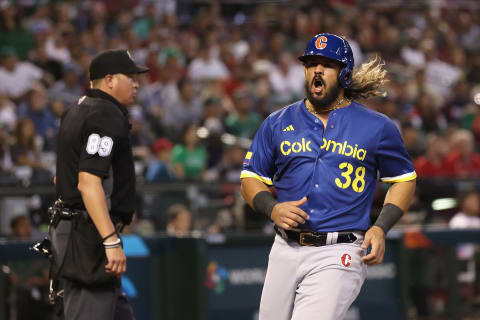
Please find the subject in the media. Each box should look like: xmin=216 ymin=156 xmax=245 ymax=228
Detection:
xmin=341 ymin=253 xmax=352 ymax=267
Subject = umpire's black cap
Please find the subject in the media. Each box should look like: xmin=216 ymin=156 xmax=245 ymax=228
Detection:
xmin=89 ymin=49 xmax=149 ymax=80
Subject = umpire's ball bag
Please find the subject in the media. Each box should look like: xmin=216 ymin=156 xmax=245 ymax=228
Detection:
xmin=50 ymin=214 xmax=116 ymax=286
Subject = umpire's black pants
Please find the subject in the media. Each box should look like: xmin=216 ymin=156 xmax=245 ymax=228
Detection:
xmin=63 ymin=279 xmax=135 ymax=320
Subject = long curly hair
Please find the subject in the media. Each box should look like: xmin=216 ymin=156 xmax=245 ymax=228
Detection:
xmin=344 ymin=56 xmax=388 ymax=100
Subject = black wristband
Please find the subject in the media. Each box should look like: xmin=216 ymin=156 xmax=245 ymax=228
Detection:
xmin=252 ymin=191 xmax=278 ymax=219
xmin=373 ymin=203 xmax=404 ymax=234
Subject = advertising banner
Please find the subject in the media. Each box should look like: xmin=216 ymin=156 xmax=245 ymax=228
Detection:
xmin=205 ymin=236 xmax=272 ymax=320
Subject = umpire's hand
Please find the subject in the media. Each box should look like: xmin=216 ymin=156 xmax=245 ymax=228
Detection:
xmin=105 ymin=246 xmax=127 ymax=276
xmin=271 ymin=196 xmax=309 ymax=230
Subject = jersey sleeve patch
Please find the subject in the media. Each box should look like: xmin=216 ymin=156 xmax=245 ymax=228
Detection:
xmin=240 ymin=170 xmax=273 ymax=185
xmin=243 ymin=152 xmax=253 ymax=165
xmin=86 ymin=133 xmax=114 ymax=157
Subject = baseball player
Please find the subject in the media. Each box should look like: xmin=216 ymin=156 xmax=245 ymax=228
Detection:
xmin=240 ymin=33 xmax=416 ymax=320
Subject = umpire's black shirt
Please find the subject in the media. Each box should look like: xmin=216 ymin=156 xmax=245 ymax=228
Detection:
xmin=56 ymin=89 xmax=136 ymax=225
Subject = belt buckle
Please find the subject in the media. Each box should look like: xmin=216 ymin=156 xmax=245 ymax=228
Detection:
xmin=299 ymin=232 xmax=314 ymax=246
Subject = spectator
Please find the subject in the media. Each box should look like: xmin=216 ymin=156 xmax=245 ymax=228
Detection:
xmin=400 ymin=28 xmax=425 ymax=69
xmin=268 ymin=52 xmax=304 ymax=106
xmin=405 ymin=69 xmax=426 ymax=105
xmin=224 ymin=87 xmax=261 ymax=139
xmin=200 ymin=96 xmax=226 ymax=169
xmin=228 ymin=26 xmax=250 ymax=63
xmin=207 ymin=209 xmax=235 ymax=234
xmin=45 ymin=29 xmax=73 ymax=64
xmin=18 ymin=84 xmax=58 ymax=151
xmin=48 ymin=63 xmax=84 ymax=107
xmin=414 ymin=133 xmax=450 ymax=177
xmin=222 ymin=63 xmax=247 ymax=99
xmin=161 ymin=48 xmax=186 ymax=84
xmin=0 ymin=46 xmax=43 ymax=101
xmin=11 ymin=118 xmax=47 ymax=172
xmin=377 ymin=22 xmax=403 ymax=62
xmin=450 ymin=191 xmax=480 ymax=230
xmin=206 ymin=144 xmax=247 ymax=183
xmin=423 ymin=40 xmax=463 ymax=106
xmin=28 ymin=43 xmax=62 ymax=81
xmin=409 ymin=91 xmax=448 ymax=133
xmin=0 ymin=94 xmax=17 ymax=132
xmin=456 ymin=11 xmax=480 ymax=52
xmin=444 ymin=129 xmax=480 ymax=177
xmin=145 ymin=138 xmax=177 ymax=182
xmin=466 ymin=52 xmax=480 ymax=84
xmin=129 ymin=105 xmax=155 ymax=168
xmin=463 ymin=104 xmax=480 ymax=145
xmin=137 ymin=75 xmax=167 ymax=138
xmin=443 ymin=79 xmax=472 ymax=123
xmin=0 ymin=127 xmax=14 ymax=180
xmin=187 ymin=44 xmax=230 ymax=82
xmin=166 ymin=204 xmax=192 ymax=236
xmin=10 ymin=215 xmax=33 ymax=240
xmin=251 ymin=63 xmax=273 ymax=116
xmin=171 ymin=124 xmax=207 ymax=181
xmin=0 ymin=3 xmax=35 ymax=59
xmin=449 ymin=191 xmax=480 ymax=307
xmin=162 ymin=77 xmax=203 ymax=139
xmin=402 ymin=124 xmax=426 ymax=160
xmin=122 ymin=213 xmax=156 ymax=237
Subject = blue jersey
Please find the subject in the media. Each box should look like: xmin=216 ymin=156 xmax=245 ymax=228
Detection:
xmin=241 ymin=100 xmax=416 ymax=232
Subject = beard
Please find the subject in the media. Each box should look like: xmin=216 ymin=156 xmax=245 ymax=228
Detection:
xmin=304 ymin=79 xmax=341 ymax=113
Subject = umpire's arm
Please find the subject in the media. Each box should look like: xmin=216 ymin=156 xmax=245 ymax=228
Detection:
xmin=241 ymin=178 xmax=309 ymax=230
xmin=78 ymin=171 xmax=126 ymax=276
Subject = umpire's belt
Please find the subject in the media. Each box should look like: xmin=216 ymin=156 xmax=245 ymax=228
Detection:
xmin=50 ymin=206 xmax=124 ymax=231
xmin=48 ymin=205 xmax=85 ymax=228
xmin=274 ymin=226 xmax=358 ymax=246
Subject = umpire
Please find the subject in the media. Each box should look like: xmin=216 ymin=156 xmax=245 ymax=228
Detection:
xmin=52 ymin=49 xmax=148 ymax=320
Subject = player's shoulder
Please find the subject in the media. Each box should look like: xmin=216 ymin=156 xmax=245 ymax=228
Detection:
xmin=349 ymin=101 xmax=396 ymax=127
xmin=266 ymin=100 xmax=304 ymax=124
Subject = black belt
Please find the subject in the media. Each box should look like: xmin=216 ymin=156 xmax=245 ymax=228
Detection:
xmin=49 ymin=200 xmax=124 ymax=231
xmin=274 ymin=226 xmax=358 ymax=247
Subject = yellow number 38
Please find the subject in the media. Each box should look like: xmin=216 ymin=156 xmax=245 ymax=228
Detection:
xmin=334 ymin=162 xmax=366 ymax=193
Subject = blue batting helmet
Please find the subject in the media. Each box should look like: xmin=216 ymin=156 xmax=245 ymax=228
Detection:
xmin=299 ymin=33 xmax=354 ymax=88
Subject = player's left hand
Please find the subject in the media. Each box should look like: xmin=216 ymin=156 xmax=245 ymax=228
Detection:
xmin=360 ymin=226 xmax=385 ymax=265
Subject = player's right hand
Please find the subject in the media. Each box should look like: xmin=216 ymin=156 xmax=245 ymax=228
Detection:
xmin=271 ymin=196 xmax=309 ymax=230
xmin=105 ymin=246 xmax=127 ymax=276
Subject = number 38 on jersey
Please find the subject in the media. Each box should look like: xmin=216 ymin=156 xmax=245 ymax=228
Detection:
xmin=335 ymin=162 xmax=366 ymax=193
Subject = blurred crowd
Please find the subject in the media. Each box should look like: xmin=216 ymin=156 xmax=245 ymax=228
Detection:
xmin=0 ymin=0 xmax=480 ymax=187
xmin=1 ymin=0 xmax=480 ymax=227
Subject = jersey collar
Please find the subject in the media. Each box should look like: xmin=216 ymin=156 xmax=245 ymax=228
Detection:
xmin=300 ymin=99 xmax=353 ymax=119
xmin=86 ymin=89 xmax=129 ymax=117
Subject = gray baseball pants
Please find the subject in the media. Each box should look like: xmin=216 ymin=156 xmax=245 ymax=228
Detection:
xmin=63 ymin=281 xmax=135 ymax=320
xmin=259 ymin=234 xmax=367 ymax=320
